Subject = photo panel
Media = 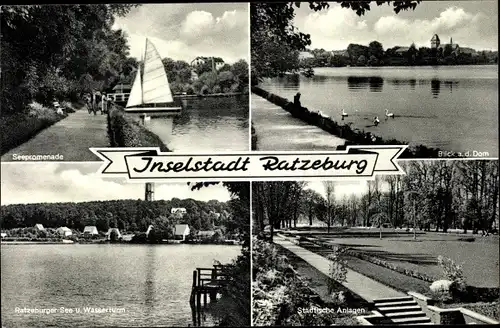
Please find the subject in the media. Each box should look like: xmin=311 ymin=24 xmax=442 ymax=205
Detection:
xmin=0 ymin=162 xmax=250 ymax=327
xmin=251 ymin=160 xmax=499 ymax=326
xmin=250 ymin=1 xmax=498 ymax=158
xmin=1 ymin=3 xmax=250 ymax=163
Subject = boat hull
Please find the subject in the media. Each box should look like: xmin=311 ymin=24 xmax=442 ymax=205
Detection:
xmin=124 ymin=106 xmax=182 ymax=114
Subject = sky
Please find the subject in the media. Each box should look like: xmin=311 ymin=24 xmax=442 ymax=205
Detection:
xmin=305 ymin=180 xmax=389 ymax=201
xmin=0 ymin=163 xmax=232 ymax=205
xmin=112 ymin=3 xmax=249 ymax=64
xmin=293 ymin=1 xmax=498 ymax=51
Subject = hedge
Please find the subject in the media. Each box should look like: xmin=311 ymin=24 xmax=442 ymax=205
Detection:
xmin=107 ymin=105 xmax=170 ymax=151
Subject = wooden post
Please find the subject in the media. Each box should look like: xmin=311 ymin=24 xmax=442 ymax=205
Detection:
xmin=196 ymin=291 xmax=201 ymax=326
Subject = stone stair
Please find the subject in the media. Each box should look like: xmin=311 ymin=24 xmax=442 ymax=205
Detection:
xmin=373 ymin=296 xmax=433 ymax=325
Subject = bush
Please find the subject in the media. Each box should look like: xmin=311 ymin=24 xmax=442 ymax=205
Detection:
xmin=327 ymin=246 xmax=348 ymax=294
xmin=107 ymin=106 xmax=170 ymax=152
xmin=438 ymin=256 xmax=466 ymax=289
xmin=1 ymin=102 xmax=66 ymax=155
xmin=212 ymin=85 xmax=222 ymax=94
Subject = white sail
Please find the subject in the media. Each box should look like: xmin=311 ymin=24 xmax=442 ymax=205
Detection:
xmin=126 ymin=66 xmax=143 ymax=108
xmin=142 ymin=38 xmax=174 ymax=104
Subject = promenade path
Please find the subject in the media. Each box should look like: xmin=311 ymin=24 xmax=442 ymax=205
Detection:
xmin=275 ymin=233 xmax=405 ymax=302
xmin=251 ymin=94 xmax=346 ymax=151
xmin=1 ymin=108 xmax=109 ymax=162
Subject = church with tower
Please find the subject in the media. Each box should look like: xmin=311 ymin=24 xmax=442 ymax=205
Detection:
xmin=431 ymin=34 xmax=460 ymax=54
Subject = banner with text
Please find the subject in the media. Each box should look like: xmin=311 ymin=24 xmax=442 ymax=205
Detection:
xmin=90 ymin=145 xmax=407 ymax=182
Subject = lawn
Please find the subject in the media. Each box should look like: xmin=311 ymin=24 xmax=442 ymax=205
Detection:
xmin=298 ymin=229 xmax=499 ymax=288
xmin=296 ymin=239 xmax=431 ymax=296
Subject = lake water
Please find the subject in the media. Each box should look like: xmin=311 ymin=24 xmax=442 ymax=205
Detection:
xmin=260 ymin=65 xmax=498 ymax=156
xmin=146 ymin=96 xmax=249 ymax=152
xmin=1 ymin=244 xmax=241 ymax=327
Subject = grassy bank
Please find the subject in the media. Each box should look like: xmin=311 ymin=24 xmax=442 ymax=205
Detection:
xmin=1 ymin=101 xmax=79 ymax=155
xmin=251 ymin=86 xmax=443 ymax=158
xmin=107 ymin=105 xmax=170 ymax=151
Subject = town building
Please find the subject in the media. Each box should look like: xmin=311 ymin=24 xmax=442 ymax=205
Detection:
xmin=197 ymin=230 xmax=216 ymax=240
xmin=431 ymin=34 xmax=460 ymax=55
xmin=171 ymin=208 xmax=187 ymax=215
xmin=191 ymin=56 xmax=225 ymax=71
xmin=105 ymin=228 xmax=122 ymax=240
xmin=34 ymin=224 xmax=45 ymax=231
xmin=83 ymin=225 xmax=99 ymax=236
xmin=56 ymin=227 xmax=72 ymax=237
xmin=174 ymin=224 xmax=190 ymax=241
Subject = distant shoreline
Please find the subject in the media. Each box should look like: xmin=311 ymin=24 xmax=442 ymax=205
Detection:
xmin=173 ymin=92 xmax=247 ymax=98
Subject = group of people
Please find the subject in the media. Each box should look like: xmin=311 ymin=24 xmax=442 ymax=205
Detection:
xmin=84 ymin=91 xmax=113 ymax=115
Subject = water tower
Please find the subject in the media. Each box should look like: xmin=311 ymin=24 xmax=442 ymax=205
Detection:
xmin=145 ymin=183 xmax=154 ymax=201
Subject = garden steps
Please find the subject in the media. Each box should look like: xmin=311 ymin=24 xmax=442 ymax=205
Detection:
xmin=377 ymin=305 xmax=421 ymax=312
xmin=373 ymin=296 xmax=433 ymax=325
xmin=385 ymin=311 xmax=427 ymax=318
xmin=374 ymin=300 xmax=418 ymax=307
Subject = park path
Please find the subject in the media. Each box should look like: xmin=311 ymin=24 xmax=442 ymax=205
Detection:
xmin=251 ymin=94 xmax=346 ymax=151
xmin=2 ymin=108 xmax=109 ymax=162
xmin=275 ymin=233 xmax=405 ymax=302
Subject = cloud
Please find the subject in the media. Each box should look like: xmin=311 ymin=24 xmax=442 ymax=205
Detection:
xmin=299 ymin=5 xmax=497 ymax=51
xmin=113 ymin=5 xmax=249 ymax=63
xmin=1 ymin=164 xmax=232 ymax=205
xmin=300 ymin=6 xmax=370 ymax=50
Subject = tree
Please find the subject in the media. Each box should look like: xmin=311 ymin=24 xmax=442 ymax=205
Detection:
xmin=1 ymin=4 xmax=139 ymax=114
xmin=251 ymin=1 xmax=421 ymax=82
xmin=323 ymin=181 xmax=336 ymax=233
xmin=368 ymin=40 xmax=384 ymax=61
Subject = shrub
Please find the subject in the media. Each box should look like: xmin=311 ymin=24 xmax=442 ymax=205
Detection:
xmin=107 ymin=106 xmax=170 ymax=152
xmin=437 ymin=256 xmax=466 ymax=289
xmin=327 ymin=246 xmax=348 ymax=294
xmin=212 ymin=85 xmax=222 ymax=94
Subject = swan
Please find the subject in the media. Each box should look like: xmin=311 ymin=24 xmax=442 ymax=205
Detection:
xmin=373 ymin=116 xmax=380 ymax=126
xmin=341 ymin=108 xmax=349 ymax=118
xmin=318 ymin=110 xmax=329 ymax=119
xmin=385 ymin=109 xmax=394 ymax=118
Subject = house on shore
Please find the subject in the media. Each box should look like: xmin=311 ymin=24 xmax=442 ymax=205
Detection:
xmin=174 ymin=224 xmax=190 ymax=241
xmin=171 ymin=208 xmax=187 ymax=215
xmin=1 ymin=232 xmax=7 ymax=238
xmin=197 ymin=230 xmax=216 ymax=240
xmin=105 ymin=228 xmax=122 ymax=240
xmin=35 ymin=224 xmax=45 ymax=232
xmin=56 ymin=227 xmax=72 ymax=237
xmin=83 ymin=226 xmax=99 ymax=236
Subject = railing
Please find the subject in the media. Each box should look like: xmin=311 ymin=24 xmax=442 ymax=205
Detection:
xmin=108 ymin=93 xmax=130 ymax=103
xmin=194 ymin=265 xmax=231 ymax=290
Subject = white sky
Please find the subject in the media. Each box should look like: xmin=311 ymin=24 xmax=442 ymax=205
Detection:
xmin=1 ymin=163 xmax=232 ymax=205
xmin=112 ymin=3 xmax=249 ymax=64
xmin=305 ymin=180 xmax=389 ymax=201
xmin=293 ymin=1 xmax=498 ymax=51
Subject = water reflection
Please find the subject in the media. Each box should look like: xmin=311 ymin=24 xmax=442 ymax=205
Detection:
xmin=144 ymin=246 xmax=156 ymax=317
xmin=281 ymin=74 xmax=300 ymax=88
xmin=431 ymin=79 xmax=441 ymax=98
xmin=347 ymin=76 xmax=384 ymax=92
xmin=147 ymin=96 xmax=249 ymax=152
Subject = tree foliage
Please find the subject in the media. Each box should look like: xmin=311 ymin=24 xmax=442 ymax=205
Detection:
xmin=252 ymin=161 xmax=499 ymax=237
xmin=0 ymin=197 xmax=246 ymax=239
xmin=1 ymin=5 xmax=139 ymax=114
xmin=250 ymin=1 xmax=421 ymax=82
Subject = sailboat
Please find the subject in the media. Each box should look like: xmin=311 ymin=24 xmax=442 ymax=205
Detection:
xmin=125 ymin=38 xmax=182 ymax=114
